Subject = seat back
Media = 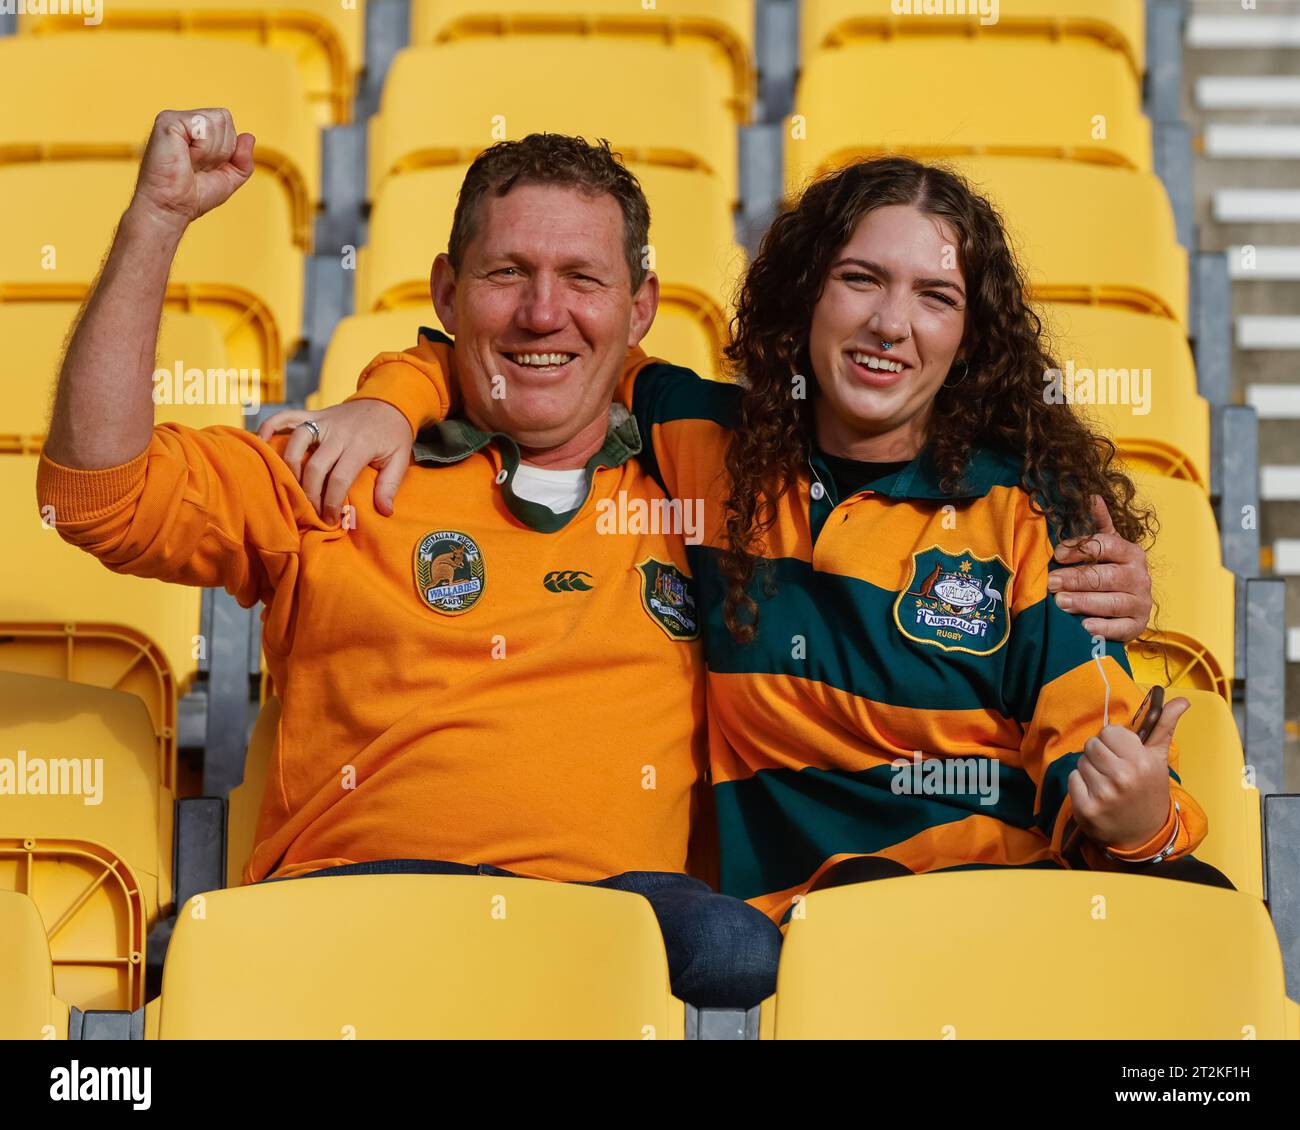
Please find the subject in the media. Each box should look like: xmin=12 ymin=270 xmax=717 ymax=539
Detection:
xmin=0 ymin=672 xmax=167 ymax=1012
xmin=1126 ymin=474 xmax=1235 ymax=702
xmin=159 ymin=875 xmax=686 ymax=1038
xmin=0 ymin=890 xmax=69 ymax=1039
xmin=20 ymin=0 xmax=363 ymax=126
xmin=772 ymin=871 xmax=1292 ymax=1038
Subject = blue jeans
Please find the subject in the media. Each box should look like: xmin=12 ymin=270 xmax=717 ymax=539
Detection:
xmin=267 ymin=858 xmax=781 ymax=1009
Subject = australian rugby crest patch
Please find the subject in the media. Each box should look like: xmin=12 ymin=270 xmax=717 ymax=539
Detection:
xmin=893 ymin=546 xmax=1012 ymax=656
xmin=635 ymin=558 xmax=699 ymax=641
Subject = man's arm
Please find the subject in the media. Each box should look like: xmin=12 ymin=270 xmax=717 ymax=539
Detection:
xmin=38 ymin=109 xmax=323 ymax=606
xmin=45 ymin=108 xmax=254 ymax=468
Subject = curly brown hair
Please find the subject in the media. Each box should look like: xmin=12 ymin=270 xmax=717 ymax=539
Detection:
xmin=720 ymin=156 xmax=1155 ymax=643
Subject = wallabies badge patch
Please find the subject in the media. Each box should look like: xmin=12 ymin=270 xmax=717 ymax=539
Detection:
xmin=414 ymin=530 xmax=486 ymax=615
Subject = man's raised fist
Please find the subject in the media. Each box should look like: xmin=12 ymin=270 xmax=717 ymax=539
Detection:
xmin=131 ymin=109 xmax=254 ymax=233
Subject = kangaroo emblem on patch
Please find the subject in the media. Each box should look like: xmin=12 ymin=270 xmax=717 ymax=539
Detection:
xmin=414 ymin=530 xmax=485 ymax=615
xmin=893 ymin=547 xmax=1012 ymax=655
xmin=635 ymin=558 xmax=699 ymax=640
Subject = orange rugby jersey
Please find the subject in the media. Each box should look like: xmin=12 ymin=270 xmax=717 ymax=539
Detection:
xmin=356 ymin=337 xmax=1209 ymax=924
xmin=36 ymin=333 xmax=706 ymax=885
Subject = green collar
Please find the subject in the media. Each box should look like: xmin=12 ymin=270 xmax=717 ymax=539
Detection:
xmin=412 ymin=405 xmax=643 ymax=533
xmin=809 ymin=443 xmax=1022 ymax=505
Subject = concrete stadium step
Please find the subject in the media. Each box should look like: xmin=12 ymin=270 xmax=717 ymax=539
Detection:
xmin=1229 ymin=246 xmax=1300 ymax=279
xmin=1197 ymin=76 xmax=1300 ymax=109
xmin=1187 ymin=15 xmax=1300 ymax=48
xmin=1215 ymin=189 xmax=1300 ymax=223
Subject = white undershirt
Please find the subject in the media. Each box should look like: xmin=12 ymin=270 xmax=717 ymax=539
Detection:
xmin=511 ymin=462 xmax=589 ymax=514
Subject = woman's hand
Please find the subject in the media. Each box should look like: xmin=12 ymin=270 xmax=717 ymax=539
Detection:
xmin=257 ymin=400 xmax=414 ymax=523
xmin=1048 ymin=495 xmax=1153 ymax=643
xmin=1068 ymin=696 xmax=1190 ymax=852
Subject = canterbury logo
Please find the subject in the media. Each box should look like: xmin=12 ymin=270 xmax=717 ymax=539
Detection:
xmin=543 ymin=570 xmax=594 ymax=592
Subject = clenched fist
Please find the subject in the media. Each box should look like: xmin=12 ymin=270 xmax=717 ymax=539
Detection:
xmin=131 ymin=109 xmax=254 ymax=234
xmin=1068 ymin=696 xmax=1190 ymax=853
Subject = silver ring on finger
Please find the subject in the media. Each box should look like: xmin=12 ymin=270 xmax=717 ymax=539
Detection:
xmin=299 ymin=419 xmax=322 ymax=445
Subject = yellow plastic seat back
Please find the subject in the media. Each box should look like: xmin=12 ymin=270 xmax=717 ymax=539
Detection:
xmin=20 ymin=0 xmax=363 ymax=127
xmin=1164 ymin=688 xmax=1263 ymax=898
xmin=946 ymin=157 xmax=1187 ymax=327
xmin=0 ymin=306 xmax=246 ymax=453
xmin=1126 ymin=473 xmax=1235 ymax=701
xmin=0 ymin=672 xmax=169 ymax=1012
xmin=0 ymin=162 xmax=301 ymax=400
xmin=160 ymin=875 xmax=685 ymax=1038
xmin=0 ymin=34 xmax=319 ymax=249
xmin=791 ymin=39 xmax=1150 ymax=175
xmin=1041 ymin=304 xmax=1208 ymax=486
xmin=0 ymin=454 xmax=196 ymax=786
xmin=226 ymin=696 xmax=280 ymax=887
xmin=641 ymin=308 xmax=728 ymax=382
xmin=410 ymin=0 xmax=755 ymax=123
xmin=0 ymin=891 xmax=69 ymax=1039
xmin=802 ymin=0 xmax=1145 ymax=82
xmin=369 ymin=40 xmax=739 ymax=204
xmin=773 ymin=871 xmax=1292 ymax=1038
xmin=310 ymin=310 xmax=435 ymax=410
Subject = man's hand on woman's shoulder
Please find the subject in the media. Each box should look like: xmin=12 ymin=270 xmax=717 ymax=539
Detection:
xmin=258 ymin=400 xmax=414 ymax=524
xmin=1048 ymin=495 xmax=1153 ymax=643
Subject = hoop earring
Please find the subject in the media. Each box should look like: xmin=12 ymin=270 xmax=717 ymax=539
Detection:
xmin=943 ymin=359 xmax=969 ymax=388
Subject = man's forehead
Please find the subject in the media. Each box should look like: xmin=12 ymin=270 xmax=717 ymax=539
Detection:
xmin=472 ymin=184 xmax=625 ymax=263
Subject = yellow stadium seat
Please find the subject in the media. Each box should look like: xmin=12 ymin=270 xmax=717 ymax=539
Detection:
xmin=770 ymin=871 xmax=1294 ymax=1038
xmin=1163 ymin=688 xmax=1263 ymax=898
xmin=1041 ymin=304 xmax=1209 ymax=486
xmin=310 ymin=310 xmax=435 ymax=410
xmin=357 ymin=164 xmax=742 ymax=370
xmin=802 ymin=0 xmax=1145 ymax=83
xmin=641 ymin=308 xmax=728 ymax=382
xmin=1126 ymin=474 xmax=1235 ymax=703
xmin=20 ymin=0 xmax=364 ymax=127
xmin=790 ymin=39 xmax=1150 ymax=176
xmin=0 ymin=306 xmax=247 ymax=453
xmin=0 ymin=455 xmax=198 ymax=789
xmin=0 ymin=891 xmax=70 ymax=1039
xmin=0 ymin=34 xmax=319 ymax=250
xmin=947 ymin=157 xmax=1186 ymax=327
xmin=158 ymin=876 xmax=686 ymax=1038
xmin=226 ymin=696 xmax=280 ymax=887
xmin=0 ymin=162 xmax=301 ymax=401
xmin=368 ymin=40 xmax=740 ymax=205
xmin=410 ymin=0 xmax=755 ymax=123
xmin=0 ymin=672 xmax=171 ymax=1012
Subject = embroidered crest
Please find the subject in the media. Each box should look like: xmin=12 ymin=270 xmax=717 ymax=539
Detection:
xmin=635 ymin=558 xmax=699 ymax=640
xmin=893 ymin=547 xmax=1012 ymax=655
xmin=414 ymin=530 xmax=485 ymax=615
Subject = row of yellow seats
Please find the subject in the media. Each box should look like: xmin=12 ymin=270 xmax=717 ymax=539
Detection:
xmin=18 ymin=0 xmax=363 ymax=127
xmin=0 ymin=35 xmax=314 ymax=399
xmin=0 ymin=309 xmax=246 ymax=791
xmin=5 ymin=869 xmax=1294 ymax=1040
xmin=0 ymin=669 xmax=1263 ymax=1022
